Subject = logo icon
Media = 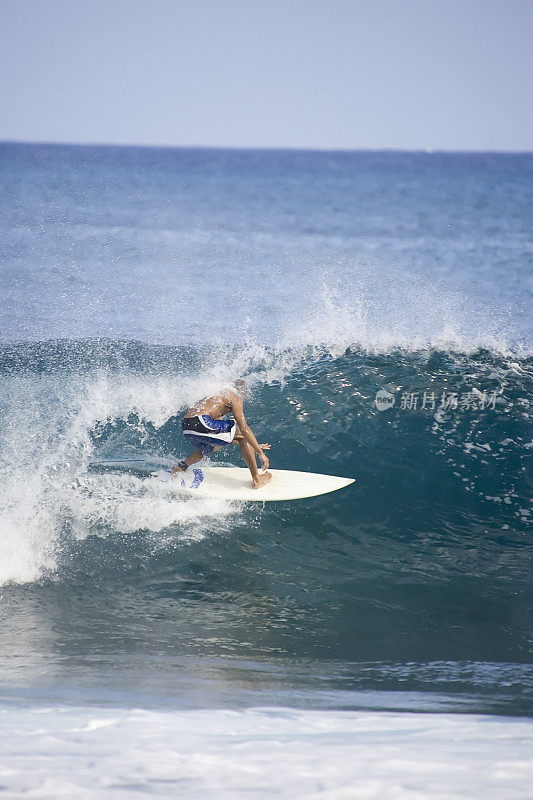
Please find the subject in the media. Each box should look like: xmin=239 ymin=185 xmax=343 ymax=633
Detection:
xmin=375 ymin=389 xmax=395 ymax=412
xmin=178 ymin=468 xmax=204 ymax=489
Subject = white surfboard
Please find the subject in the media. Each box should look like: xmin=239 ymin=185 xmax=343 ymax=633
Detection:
xmin=154 ymin=466 xmax=354 ymax=502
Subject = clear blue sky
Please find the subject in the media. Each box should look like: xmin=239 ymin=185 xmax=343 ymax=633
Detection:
xmin=0 ymin=0 xmax=531 ymax=151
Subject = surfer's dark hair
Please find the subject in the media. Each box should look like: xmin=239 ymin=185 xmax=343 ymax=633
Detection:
xmin=233 ymin=379 xmax=248 ymax=396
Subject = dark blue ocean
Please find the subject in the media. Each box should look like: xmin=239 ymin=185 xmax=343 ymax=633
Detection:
xmin=0 ymin=143 xmax=531 ymax=798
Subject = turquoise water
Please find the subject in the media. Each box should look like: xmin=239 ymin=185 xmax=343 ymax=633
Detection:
xmin=0 ymin=143 xmax=531 ymax=796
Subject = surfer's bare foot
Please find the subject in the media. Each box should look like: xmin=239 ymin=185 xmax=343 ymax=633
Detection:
xmin=253 ymin=471 xmax=272 ymax=489
xmin=170 ymin=466 xmax=184 ymax=476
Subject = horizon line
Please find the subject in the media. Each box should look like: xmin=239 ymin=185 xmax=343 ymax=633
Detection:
xmin=1 ymin=138 xmax=532 ymax=156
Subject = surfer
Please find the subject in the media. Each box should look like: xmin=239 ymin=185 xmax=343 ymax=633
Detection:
xmin=171 ymin=380 xmax=272 ymax=489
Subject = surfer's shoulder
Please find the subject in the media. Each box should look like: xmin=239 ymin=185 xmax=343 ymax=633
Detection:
xmin=223 ymin=387 xmax=242 ymax=407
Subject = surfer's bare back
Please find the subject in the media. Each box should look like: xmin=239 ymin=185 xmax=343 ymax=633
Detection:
xmin=172 ymin=379 xmax=272 ymax=489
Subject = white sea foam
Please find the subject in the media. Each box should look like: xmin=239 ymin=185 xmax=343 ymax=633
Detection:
xmin=0 ymin=368 xmax=244 ymax=585
xmin=279 ymin=267 xmax=530 ymax=358
xmin=0 ymin=705 xmax=531 ymax=799
xmin=0 ymin=326 xmax=357 ymax=586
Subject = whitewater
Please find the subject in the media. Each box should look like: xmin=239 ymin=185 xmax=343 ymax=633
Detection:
xmin=0 ymin=143 xmax=531 ymax=798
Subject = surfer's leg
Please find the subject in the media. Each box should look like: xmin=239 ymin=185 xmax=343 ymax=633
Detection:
xmin=184 ymin=449 xmax=204 ymax=467
xmin=173 ymin=429 xmax=222 ymax=475
xmin=171 ymin=449 xmax=203 ymax=475
xmin=237 ymin=438 xmax=259 ymax=481
xmin=236 ymin=438 xmax=271 ymax=488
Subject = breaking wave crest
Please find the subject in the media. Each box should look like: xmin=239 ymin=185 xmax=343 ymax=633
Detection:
xmin=0 ymin=337 xmax=530 ymax=592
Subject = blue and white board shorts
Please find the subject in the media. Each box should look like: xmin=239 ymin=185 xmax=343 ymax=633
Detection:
xmin=182 ymin=415 xmax=236 ymax=456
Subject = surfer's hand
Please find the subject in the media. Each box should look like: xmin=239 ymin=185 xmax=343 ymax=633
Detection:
xmin=259 ymin=443 xmax=271 ymax=450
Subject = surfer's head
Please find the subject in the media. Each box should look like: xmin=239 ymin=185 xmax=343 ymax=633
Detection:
xmin=233 ymin=379 xmax=248 ymax=397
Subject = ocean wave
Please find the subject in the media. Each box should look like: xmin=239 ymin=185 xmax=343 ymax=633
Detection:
xmin=0 ymin=339 xmax=530 ymax=594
